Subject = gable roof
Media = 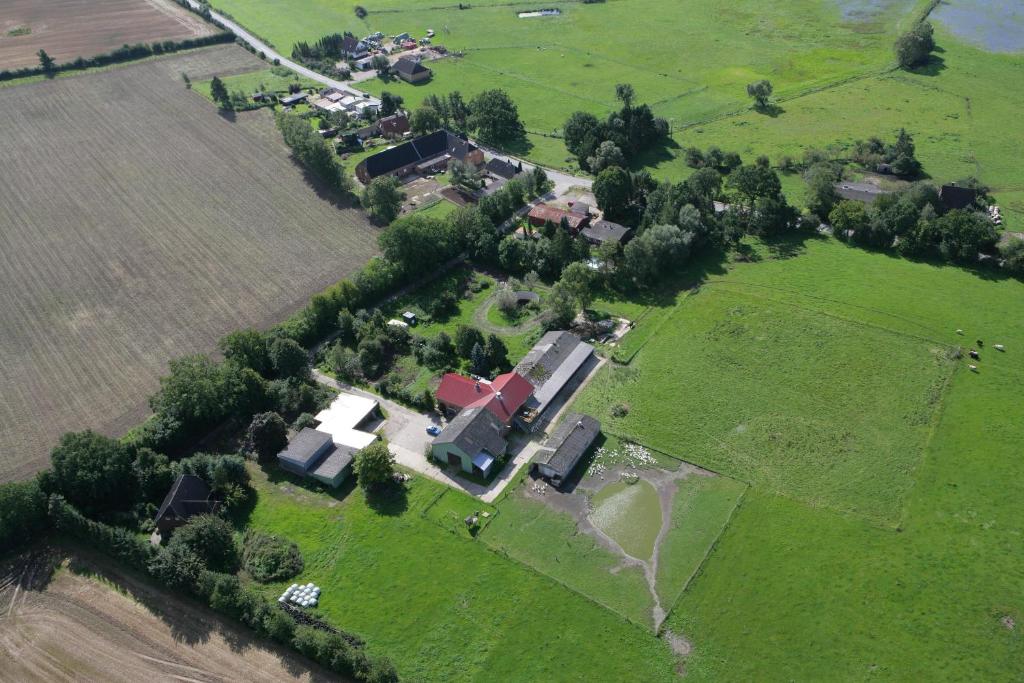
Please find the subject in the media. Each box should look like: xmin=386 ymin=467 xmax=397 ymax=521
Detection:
xmin=360 ymin=130 xmax=477 ymax=179
xmin=437 ymin=372 xmax=492 ymax=408
xmin=154 ymin=474 xmax=216 ymax=525
xmin=939 ymin=184 xmax=978 ymax=210
xmin=395 ymin=57 xmax=430 ymax=76
xmin=516 ymin=331 xmax=595 ymax=423
xmin=527 ymin=204 xmax=588 ymax=230
xmin=379 ymin=112 xmax=410 ymax=136
xmin=435 ymin=407 xmax=507 ymax=458
xmin=570 ymin=201 xmax=591 ymax=217
xmin=310 ymin=443 xmax=356 ymax=481
xmin=582 ymin=219 xmax=631 ymax=244
xmin=533 ymin=413 xmax=600 ymax=478
xmin=437 ymin=371 xmax=533 ymax=423
xmin=486 ymin=157 xmax=521 ymax=180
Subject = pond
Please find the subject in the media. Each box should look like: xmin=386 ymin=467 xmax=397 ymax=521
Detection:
xmin=832 ymin=0 xmax=915 ymax=22
xmin=933 ymin=0 xmax=1024 ymax=53
xmin=589 ymin=477 xmax=661 ymax=560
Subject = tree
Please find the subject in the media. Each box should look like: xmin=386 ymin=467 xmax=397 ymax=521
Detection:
xmin=828 ymin=200 xmax=870 ymax=240
xmin=274 ymin=111 xmax=347 ymax=192
xmin=935 ymin=209 xmax=998 ymax=263
xmin=337 ymin=309 xmax=357 ymax=346
xmin=615 ymin=83 xmax=635 ymax=109
xmin=353 ymin=440 xmax=395 ymax=492
xmin=50 ymin=431 xmax=138 ymax=514
xmin=593 ymin=166 xmax=632 ymax=219
xmin=210 ymin=76 xmax=230 ymax=108
xmin=587 ymin=140 xmax=626 ymax=174
xmin=420 ymin=331 xmax=456 ymax=369
xmin=454 ymin=325 xmax=485 ymax=359
xmin=449 ymin=159 xmax=484 ymax=193
xmin=746 ymin=80 xmax=773 ymax=109
xmin=37 ymin=49 xmax=55 ymax=73
xmin=543 ymin=283 xmax=577 ymax=329
xmin=371 ymin=54 xmax=391 ymax=76
xmin=484 ymin=334 xmax=510 ymax=371
xmin=168 ymin=514 xmax=240 ymax=573
xmin=181 ymin=72 xmax=191 ymax=89
xmin=269 ymin=337 xmax=308 ymax=379
xmin=362 ymin=175 xmax=405 ymax=224
xmin=218 ymin=329 xmax=271 ymax=376
xmin=803 ymin=163 xmax=841 ymax=218
xmin=563 ymin=111 xmax=600 ymax=157
xmin=1000 ymin=236 xmax=1024 ymax=275
xmin=133 ymin=447 xmax=174 ymax=504
xmin=380 ymin=91 xmax=403 ymax=116
xmin=889 ymin=128 xmax=922 ymax=178
xmin=450 ymin=207 xmax=497 ymax=262
xmin=150 ymin=354 xmax=243 ymax=429
xmin=895 ymin=21 xmax=935 ymax=69
xmin=559 ymin=261 xmax=598 ymax=310
xmin=726 ymin=164 xmax=782 ymax=215
xmin=468 ymin=89 xmax=525 ymax=145
xmin=470 ymin=342 xmax=489 ymax=376
xmin=0 ymin=480 xmax=48 ymax=553
xmin=242 ymin=412 xmax=288 ymax=462
xmin=447 ymin=91 xmax=471 ymax=131
xmin=378 ymin=214 xmax=455 ymax=275
xmin=409 ymin=106 xmax=442 ymax=136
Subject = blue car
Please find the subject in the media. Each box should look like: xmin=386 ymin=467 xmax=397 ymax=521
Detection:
xmin=426 ymin=425 xmax=442 ymax=436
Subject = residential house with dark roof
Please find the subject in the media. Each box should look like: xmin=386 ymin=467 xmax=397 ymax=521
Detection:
xmin=939 ymin=183 xmax=979 ymax=211
xmin=355 ymin=129 xmax=483 ymax=183
xmin=570 ymin=201 xmax=591 ymax=217
xmin=531 ymin=413 xmax=601 ymax=487
xmin=341 ymin=34 xmax=369 ymax=59
xmin=394 ymin=57 xmax=432 ymax=83
xmin=515 ymin=331 xmax=595 ymax=431
xmin=581 ymin=219 xmax=632 ymax=246
xmin=527 ymin=204 xmax=590 ymax=232
xmin=431 ymin=407 xmax=508 ymax=478
xmin=486 ymin=157 xmax=522 ymax=180
xmin=154 ymin=474 xmax=218 ymax=536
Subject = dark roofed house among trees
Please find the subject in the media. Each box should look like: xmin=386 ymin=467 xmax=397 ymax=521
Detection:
xmin=531 ymin=413 xmax=600 ymax=487
xmin=394 ymin=57 xmax=432 ymax=83
xmin=153 ymin=474 xmax=218 ymax=537
xmin=355 ymin=129 xmax=483 ymax=183
xmin=939 ymin=183 xmax=979 ymax=211
xmin=581 ymin=219 xmax=632 ymax=246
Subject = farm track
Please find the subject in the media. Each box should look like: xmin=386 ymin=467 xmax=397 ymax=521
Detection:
xmin=0 ymin=46 xmax=380 ymax=482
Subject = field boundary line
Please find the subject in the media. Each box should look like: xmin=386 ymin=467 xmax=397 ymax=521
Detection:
xmin=656 ymin=483 xmax=749 ymax=635
xmin=613 ymin=288 xmax=699 ymax=365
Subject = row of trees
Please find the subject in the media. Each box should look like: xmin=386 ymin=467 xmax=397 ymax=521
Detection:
xmin=275 ymin=111 xmax=351 ymax=194
xmin=401 ymin=89 xmax=527 ymax=146
xmin=896 ymin=20 xmax=936 ymax=70
xmin=563 ymin=84 xmax=669 ymax=172
xmin=290 ymin=32 xmax=356 ymax=79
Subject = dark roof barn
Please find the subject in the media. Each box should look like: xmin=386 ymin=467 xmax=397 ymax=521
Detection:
xmin=154 ymin=474 xmax=218 ymax=534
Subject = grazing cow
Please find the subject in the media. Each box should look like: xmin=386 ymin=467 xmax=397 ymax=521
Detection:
xmin=976 ymin=339 xmax=984 ymax=347
xmin=995 ymin=344 xmax=1006 ymax=351
xmin=969 ymin=364 xmax=978 ymax=372
xmin=969 ymin=350 xmax=980 ymax=360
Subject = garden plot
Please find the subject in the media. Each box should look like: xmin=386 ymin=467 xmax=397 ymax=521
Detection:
xmin=482 ymin=436 xmax=746 ymax=629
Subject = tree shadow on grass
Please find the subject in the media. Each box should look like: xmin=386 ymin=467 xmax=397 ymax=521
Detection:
xmin=365 ymin=481 xmax=409 ymax=516
xmin=909 ymin=54 xmax=947 ymax=77
xmin=753 ymin=102 xmax=785 ymax=118
xmin=491 ymin=133 xmax=534 ymax=158
xmin=630 ymin=135 xmax=681 ymax=170
xmin=292 ymin=162 xmax=361 ymax=211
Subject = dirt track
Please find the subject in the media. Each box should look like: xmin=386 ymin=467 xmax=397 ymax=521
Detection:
xmin=0 ymin=546 xmax=338 ymax=682
xmin=0 ymin=0 xmax=212 ymax=70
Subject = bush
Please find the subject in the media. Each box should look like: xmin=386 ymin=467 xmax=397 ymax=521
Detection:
xmin=48 ymin=495 xmax=156 ymax=571
xmin=167 ymin=514 xmax=240 ymax=573
xmin=0 ymin=480 xmax=48 ymax=554
xmin=242 ymin=411 xmax=289 ymax=462
xmin=242 ymin=530 xmax=304 ymax=582
xmin=49 ymin=431 xmax=138 ymax=515
xmin=353 ymin=440 xmax=395 ymax=492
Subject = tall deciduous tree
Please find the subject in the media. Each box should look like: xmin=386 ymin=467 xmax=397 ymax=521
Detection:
xmin=362 ymin=175 xmax=405 ymax=224
xmin=49 ymin=431 xmax=138 ymax=514
xmin=468 ymin=89 xmax=525 ymax=145
xmin=745 ymin=80 xmax=773 ymax=109
xmin=353 ymin=440 xmax=395 ymax=492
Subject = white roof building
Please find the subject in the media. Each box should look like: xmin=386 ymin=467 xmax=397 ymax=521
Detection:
xmin=314 ymin=392 xmax=380 ymax=451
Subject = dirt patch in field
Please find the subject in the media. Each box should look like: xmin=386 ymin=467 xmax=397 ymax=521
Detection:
xmin=0 ymin=46 xmax=380 ymax=482
xmin=0 ymin=545 xmax=335 ymax=681
xmin=0 ymin=0 xmax=213 ymax=70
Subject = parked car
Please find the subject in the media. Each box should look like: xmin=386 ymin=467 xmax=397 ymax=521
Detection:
xmin=426 ymin=425 xmax=442 ymax=436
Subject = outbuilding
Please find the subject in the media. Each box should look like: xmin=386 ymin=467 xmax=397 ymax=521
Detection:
xmin=531 ymin=413 xmax=600 ymax=487
xmin=431 ymin=407 xmax=508 ymax=478
xmin=153 ymin=474 xmax=218 ymax=536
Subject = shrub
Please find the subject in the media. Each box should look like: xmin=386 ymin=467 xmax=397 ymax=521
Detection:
xmin=0 ymin=480 xmax=49 ymax=554
xmin=353 ymin=440 xmax=395 ymax=492
xmin=611 ymin=403 xmax=630 ymax=418
xmin=242 ymin=530 xmax=304 ymax=582
xmin=242 ymin=411 xmax=289 ymax=462
xmin=167 ymin=514 xmax=240 ymax=573
xmin=48 ymin=495 xmax=156 ymax=571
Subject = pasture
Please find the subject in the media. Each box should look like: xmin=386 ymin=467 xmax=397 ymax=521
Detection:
xmin=0 ymin=45 xmax=380 ymax=482
xmin=579 ymin=237 xmax=1024 ymax=679
xmin=0 ymin=0 xmax=213 ymax=70
xmin=242 ymin=464 xmax=679 ymax=681
xmin=0 ymin=545 xmax=328 ymax=681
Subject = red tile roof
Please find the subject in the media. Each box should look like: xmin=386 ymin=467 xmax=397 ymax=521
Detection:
xmin=527 ymin=204 xmax=588 ymax=230
xmin=436 ymin=371 xmax=533 ymax=424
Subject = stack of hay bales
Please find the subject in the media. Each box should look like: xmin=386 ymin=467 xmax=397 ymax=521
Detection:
xmin=279 ymin=582 xmax=321 ymax=608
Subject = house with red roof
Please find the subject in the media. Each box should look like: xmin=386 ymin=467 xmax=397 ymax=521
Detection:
xmin=435 ymin=371 xmax=533 ymax=426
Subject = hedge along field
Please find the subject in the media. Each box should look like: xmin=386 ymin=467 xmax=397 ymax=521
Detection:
xmin=660 ymin=238 xmax=1024 ymax=680
xmin=243 ymin=465 xmax=679 ymax=682
xmin=0 ymin=45 xmax=379 ymax=483
xmin=216 ymin=0 xmax=917 ymax=155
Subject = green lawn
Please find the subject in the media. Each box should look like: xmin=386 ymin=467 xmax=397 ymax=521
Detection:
xmin=193 ymin=67 xmax=319 ymax=102
xmin=243 ymin=465 xmax=678 ymax=681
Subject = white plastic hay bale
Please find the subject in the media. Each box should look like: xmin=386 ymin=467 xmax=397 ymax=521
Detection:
xmin=310 ymin=599 xmax=318 ymax=607
xmin=290 ymin=583 xmax=299 ymax=590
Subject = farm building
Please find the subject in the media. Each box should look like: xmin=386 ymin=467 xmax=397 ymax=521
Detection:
xmin=394 ymin=57 xmax=432 ymax=83
xmin=435 ymin=371 xmax=534 ymax=424
xmin=355 ymin=129 xmax=483 ymax=183
xmin=527 ymin=204 xmax=590 ymax=231
xmin=834 ymin=181 xmax=889 ymax=203
xmin=313 ymin=392 xmax=381 ymax=451
xmin=581 ymin=219 xmax=632 ymax=246
xmin=531 ymin=413 xmax=601 ymax=487
xmin=280 ymin=92 xmax=308 ymax=107
xmin=569 ymin=201 xmax=591 ymax=217
xmin=153 ymin=474 xmax=218 ymax=536
xmin=486 ymin=157 xmax=523 ymax=180
xmin=431 ymin=407 xmax=508 ymax=478
xmin=515 ymin=331 xmax=595 ymax=431
xmin=939 ymin=183 xmax=979 ymax=211
xmin=276 ymin=427 xmax=356 ymax=488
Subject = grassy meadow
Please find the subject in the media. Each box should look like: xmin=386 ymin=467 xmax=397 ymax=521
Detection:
xmin=242 ymin=465 xmax=679 ymax=682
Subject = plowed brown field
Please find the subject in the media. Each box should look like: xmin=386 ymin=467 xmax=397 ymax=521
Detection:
xmin=0 ymin=46 xmax=379 ymax=482
xmin=0 ymin=0 xmax=213 ymax=70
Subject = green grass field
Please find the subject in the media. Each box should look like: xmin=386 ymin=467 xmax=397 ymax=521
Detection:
xmin=194 ymin=67 xmax=319 ymax=101
xmin=243 ymin=465 xmax=678 ymax=681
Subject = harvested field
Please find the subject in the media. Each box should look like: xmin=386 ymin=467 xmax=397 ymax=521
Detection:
xmin=0 ymin=0 xmax=213 ymax=70
xmin=0 ymin=45 xmax=380 ymax=482
xmin=0 ymin=545 xmax=332 ymax=681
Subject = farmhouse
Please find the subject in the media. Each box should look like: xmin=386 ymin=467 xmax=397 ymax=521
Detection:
xmin=394 ymin=57 xmax=432 ymax=83
xmin=486 ymin=157 xmax=523 ymax=180
xmin=276 ymin=427 xmax=356 ymax=488
xmin=435 ymin=371 xmax=534 ymax=423
xmin=355 ymin=129 xmax=483 ymax=183
xmin=527 ymin=204 xmax=590 ymax=231
xmin=581 ymin=219 xmax=632 ymax=246
xmin=515 ymin=331 xmax=595 ymax=431
xmin=342 ymin=34 xmax=369 ymax=59
xmin=431 ymin=407 xmax=508 ymax=478
xmin=153 ymin=474 xmax=218 ymax=536
xmin=939 ymin=183 xmax=979 ymax=211
xmin=531 ymin=413 xmax=601 ymax=487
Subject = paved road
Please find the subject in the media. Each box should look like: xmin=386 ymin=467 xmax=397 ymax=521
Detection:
xmin=184 ymin=0 xmax=379 ymax=104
